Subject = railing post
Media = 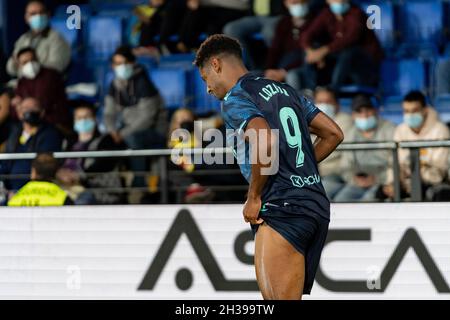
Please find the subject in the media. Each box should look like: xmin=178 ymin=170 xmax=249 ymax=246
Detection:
xmin=392 ymin=144 xmax=401 ymax=202
xmin=159 ymin=156 xmax=168 ymax=204
xmin=409 ymin=147 xmax=422 ymax=201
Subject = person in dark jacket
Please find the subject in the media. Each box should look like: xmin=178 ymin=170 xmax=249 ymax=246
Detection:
xmin=103 ymin=46 xmax=167 ymax=189
xmin=0 ymin=97 xmax=63 ymax=191
xmin=13 ymin=47 xmax=72 ymax=136
xmin=58 ymin=101 xmax=127 ymax=205
xmin=288 ymin=0 xmax=383 ymax=91
xmin=264 ymin=0 xmax=315 ymax=83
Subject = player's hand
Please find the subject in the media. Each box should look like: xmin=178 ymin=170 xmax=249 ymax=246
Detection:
xmin=243 ymin=196 xmax=264 ymax=225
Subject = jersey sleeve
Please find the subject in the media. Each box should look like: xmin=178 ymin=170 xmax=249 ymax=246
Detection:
xmin=299 ymin=95 xmax=321 ymax=124
xmin=223 ymin=94 xmax=265 ymax=132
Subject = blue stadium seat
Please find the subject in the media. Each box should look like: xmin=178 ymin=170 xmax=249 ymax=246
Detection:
xmin=359 ymin=1 xmax=395 ymax=49
xmin=381 ymin=59 xmax=426 ymax=102
xmin=434 ymin=94 xmax=450 ymax=110
xmin=86 ymin=16 xmax=123 ymax=60
xmin=379 ymin=109 xmax=404 ymax=125
xmin=159 ymin=53 xmax=196 ymax=69
xmin=433 ymin=95 xmax=450 ymax=124
xmin=150 ymin=68 xmax=188 ymax=109
xmin=191 ymin=69 xmax=221 ymax=114
xmin=398 ymin=0 xmax=443 ymax=44
xmin=53 ymin=4 xmax=91 ymax=19
xmin=50 ymin=17 xmax=79 ymax=53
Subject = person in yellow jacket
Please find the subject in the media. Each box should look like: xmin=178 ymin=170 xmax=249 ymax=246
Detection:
xmin=8 ymin=153 xmax=72 ymax=206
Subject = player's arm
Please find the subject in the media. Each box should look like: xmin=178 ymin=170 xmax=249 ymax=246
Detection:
xmin=243 ymin=117 xmax=275 ymax=225
xmin=308 ymin=112 xmax=344 ymax=162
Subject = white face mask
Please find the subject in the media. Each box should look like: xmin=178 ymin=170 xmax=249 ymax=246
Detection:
xmin=316 ymin=103 xmax=336 ymax=118
xmin=289 ymin=3 xmax=309 ymax=18
xmin=20 ymin=61 xmax=41 ymax=79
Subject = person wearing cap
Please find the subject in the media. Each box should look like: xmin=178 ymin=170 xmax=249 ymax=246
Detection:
xmin=382 ymin=91 xmax=450 ymax=200
xmin=313 ymin=86 xmax=352 ymax=199
xmin=333 ymin=94 xmax=395 ymax=202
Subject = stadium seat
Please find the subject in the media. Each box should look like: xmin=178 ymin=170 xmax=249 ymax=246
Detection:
xmin=434 ymin=94 xmax=450 ymax=110
xmin=150 ymin=68 xmax=188 ymax=109
xmin=433 ymin=95 xmax=450 ymax=124
xmin=86 ymin=16 xmax=123 ymax=60
xmin=381 ymin=59 xmax=426 ymax=102
xmin=159 ymin=53 xmax=196 ymax=69
xmin=359 ymin=1 xmax=395 ymax=49
xmin=50 ymin=17 xmax=80 ymax=54
xmin=53 ymin=3 xmax=91 ymax=19
xmin=379 ymin=109 xmax=404 ymax=125
xmin=398 ymin=0 xmax=444 ymax=44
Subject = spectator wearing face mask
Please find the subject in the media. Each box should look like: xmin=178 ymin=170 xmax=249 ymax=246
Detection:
xmin=0 ymin=97 xmax=63 ymax=192
xmin=263 ymin=0 xmax=314 ymax=83
xmin=382 ymin=91 xmax=450 ymax=201
xmin=6 ymin=0 xmax=71 ymax=77
xmin=333 ymin=95 xmax=395 ymax=202
xmin=104 ymin=46 xmax=167 ymax=190
xmin=290 ymin=0 xmax=383 ymax=91
xmin=312 ymin=86 xmax=352 ymax=199
xmin=57 ymin=102 xmax=126 ymax=205
xmin=13 ymin=47 xmax=72 ymax=136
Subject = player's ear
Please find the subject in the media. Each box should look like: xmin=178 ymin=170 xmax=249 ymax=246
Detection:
xmin=211 ymin=57 xmax=222 ymax=75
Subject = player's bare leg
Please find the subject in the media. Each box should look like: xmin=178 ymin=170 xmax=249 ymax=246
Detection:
xmin=254 ymin=223 xmax=305 ymax=300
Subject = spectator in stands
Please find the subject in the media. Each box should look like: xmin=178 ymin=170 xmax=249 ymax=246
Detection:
xmin=13 ymin=47 xmax=72 ymax=136
xmin=168 ymin=108 xmax=214 ymax=203
xmin=382 ymin=91 xmax=450 ymax=200
xmin=313 ymin=87 xmax=352 ymax=199
xmin=263 ymin=0 xmax=314 ymax=83
xmin=0 ymin=97 xmax=63 ymax=192
xmin=0 ymin=86 xmax=12 ymax=151
xmin=104 ymin=46 xmax=167 ymax=189
xmin=176 ymin=0 xmax=250 ymax=53
xmin=223 ymin=0 xmax=286 ymax=69
xmin=135 ymin=0 xmax=188 ymax=55
xmin=288 ymin=0 xmax=383 ymax=91
xmin=333 ymin=95 xmax=395 ymax=202
xmin=6 ymin=0 xmax=71 ymax=76
xmin=8 ymin=153 xmax=72 ymax=206
xmin=57 ymin=101 xmax=126 ymax=205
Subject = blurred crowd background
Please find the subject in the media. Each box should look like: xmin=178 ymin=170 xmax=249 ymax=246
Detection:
xmin=1 ymin=0 xmax=450 ymax=206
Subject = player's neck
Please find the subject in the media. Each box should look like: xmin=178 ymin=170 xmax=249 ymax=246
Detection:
xmin=225 ymin=65 xmax=249 ymax=93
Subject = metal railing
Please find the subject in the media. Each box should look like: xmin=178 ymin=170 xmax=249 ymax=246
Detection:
xmin=1 ymin=140 xmax=449 ymax=203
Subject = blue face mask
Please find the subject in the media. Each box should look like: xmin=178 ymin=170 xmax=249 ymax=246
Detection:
xmin=404 ymin=112 xmax=424 ymax=129
xmin=114 ymin=64 xmax=134 ymax=80
xmin=74 ymin=119 xmax=96 ymax=134
xmin=289 ymin=3 xmax=309 ymax=18
xmin=330 ymin=2 xmax=350 ymax=15
xmin=355 ymin=115 xmax=377 ymax=131
xmin=29 ymin=14 xmax=49 ymax=31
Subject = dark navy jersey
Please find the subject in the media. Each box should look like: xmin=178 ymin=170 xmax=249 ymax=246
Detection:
xmin=222 ymin=72 xmax=330 ymax=220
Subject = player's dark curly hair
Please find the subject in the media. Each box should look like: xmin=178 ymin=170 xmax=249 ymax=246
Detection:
xmin=194 ymin=34 xmax=243 ymax=68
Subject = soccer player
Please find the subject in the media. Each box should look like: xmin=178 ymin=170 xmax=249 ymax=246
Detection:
xmin=194 ymin=35 xmax=343 ymax=300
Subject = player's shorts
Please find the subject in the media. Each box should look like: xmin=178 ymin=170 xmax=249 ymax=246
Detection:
xmin=251 ymin=203 xmax=330 ymax=295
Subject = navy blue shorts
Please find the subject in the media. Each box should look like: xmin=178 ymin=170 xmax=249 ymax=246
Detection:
xmin=251 ymin=204 xmax=329 ymax=295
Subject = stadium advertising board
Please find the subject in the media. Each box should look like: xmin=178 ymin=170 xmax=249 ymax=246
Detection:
xmin=0 ymin=204 xmax=449 ymax=299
